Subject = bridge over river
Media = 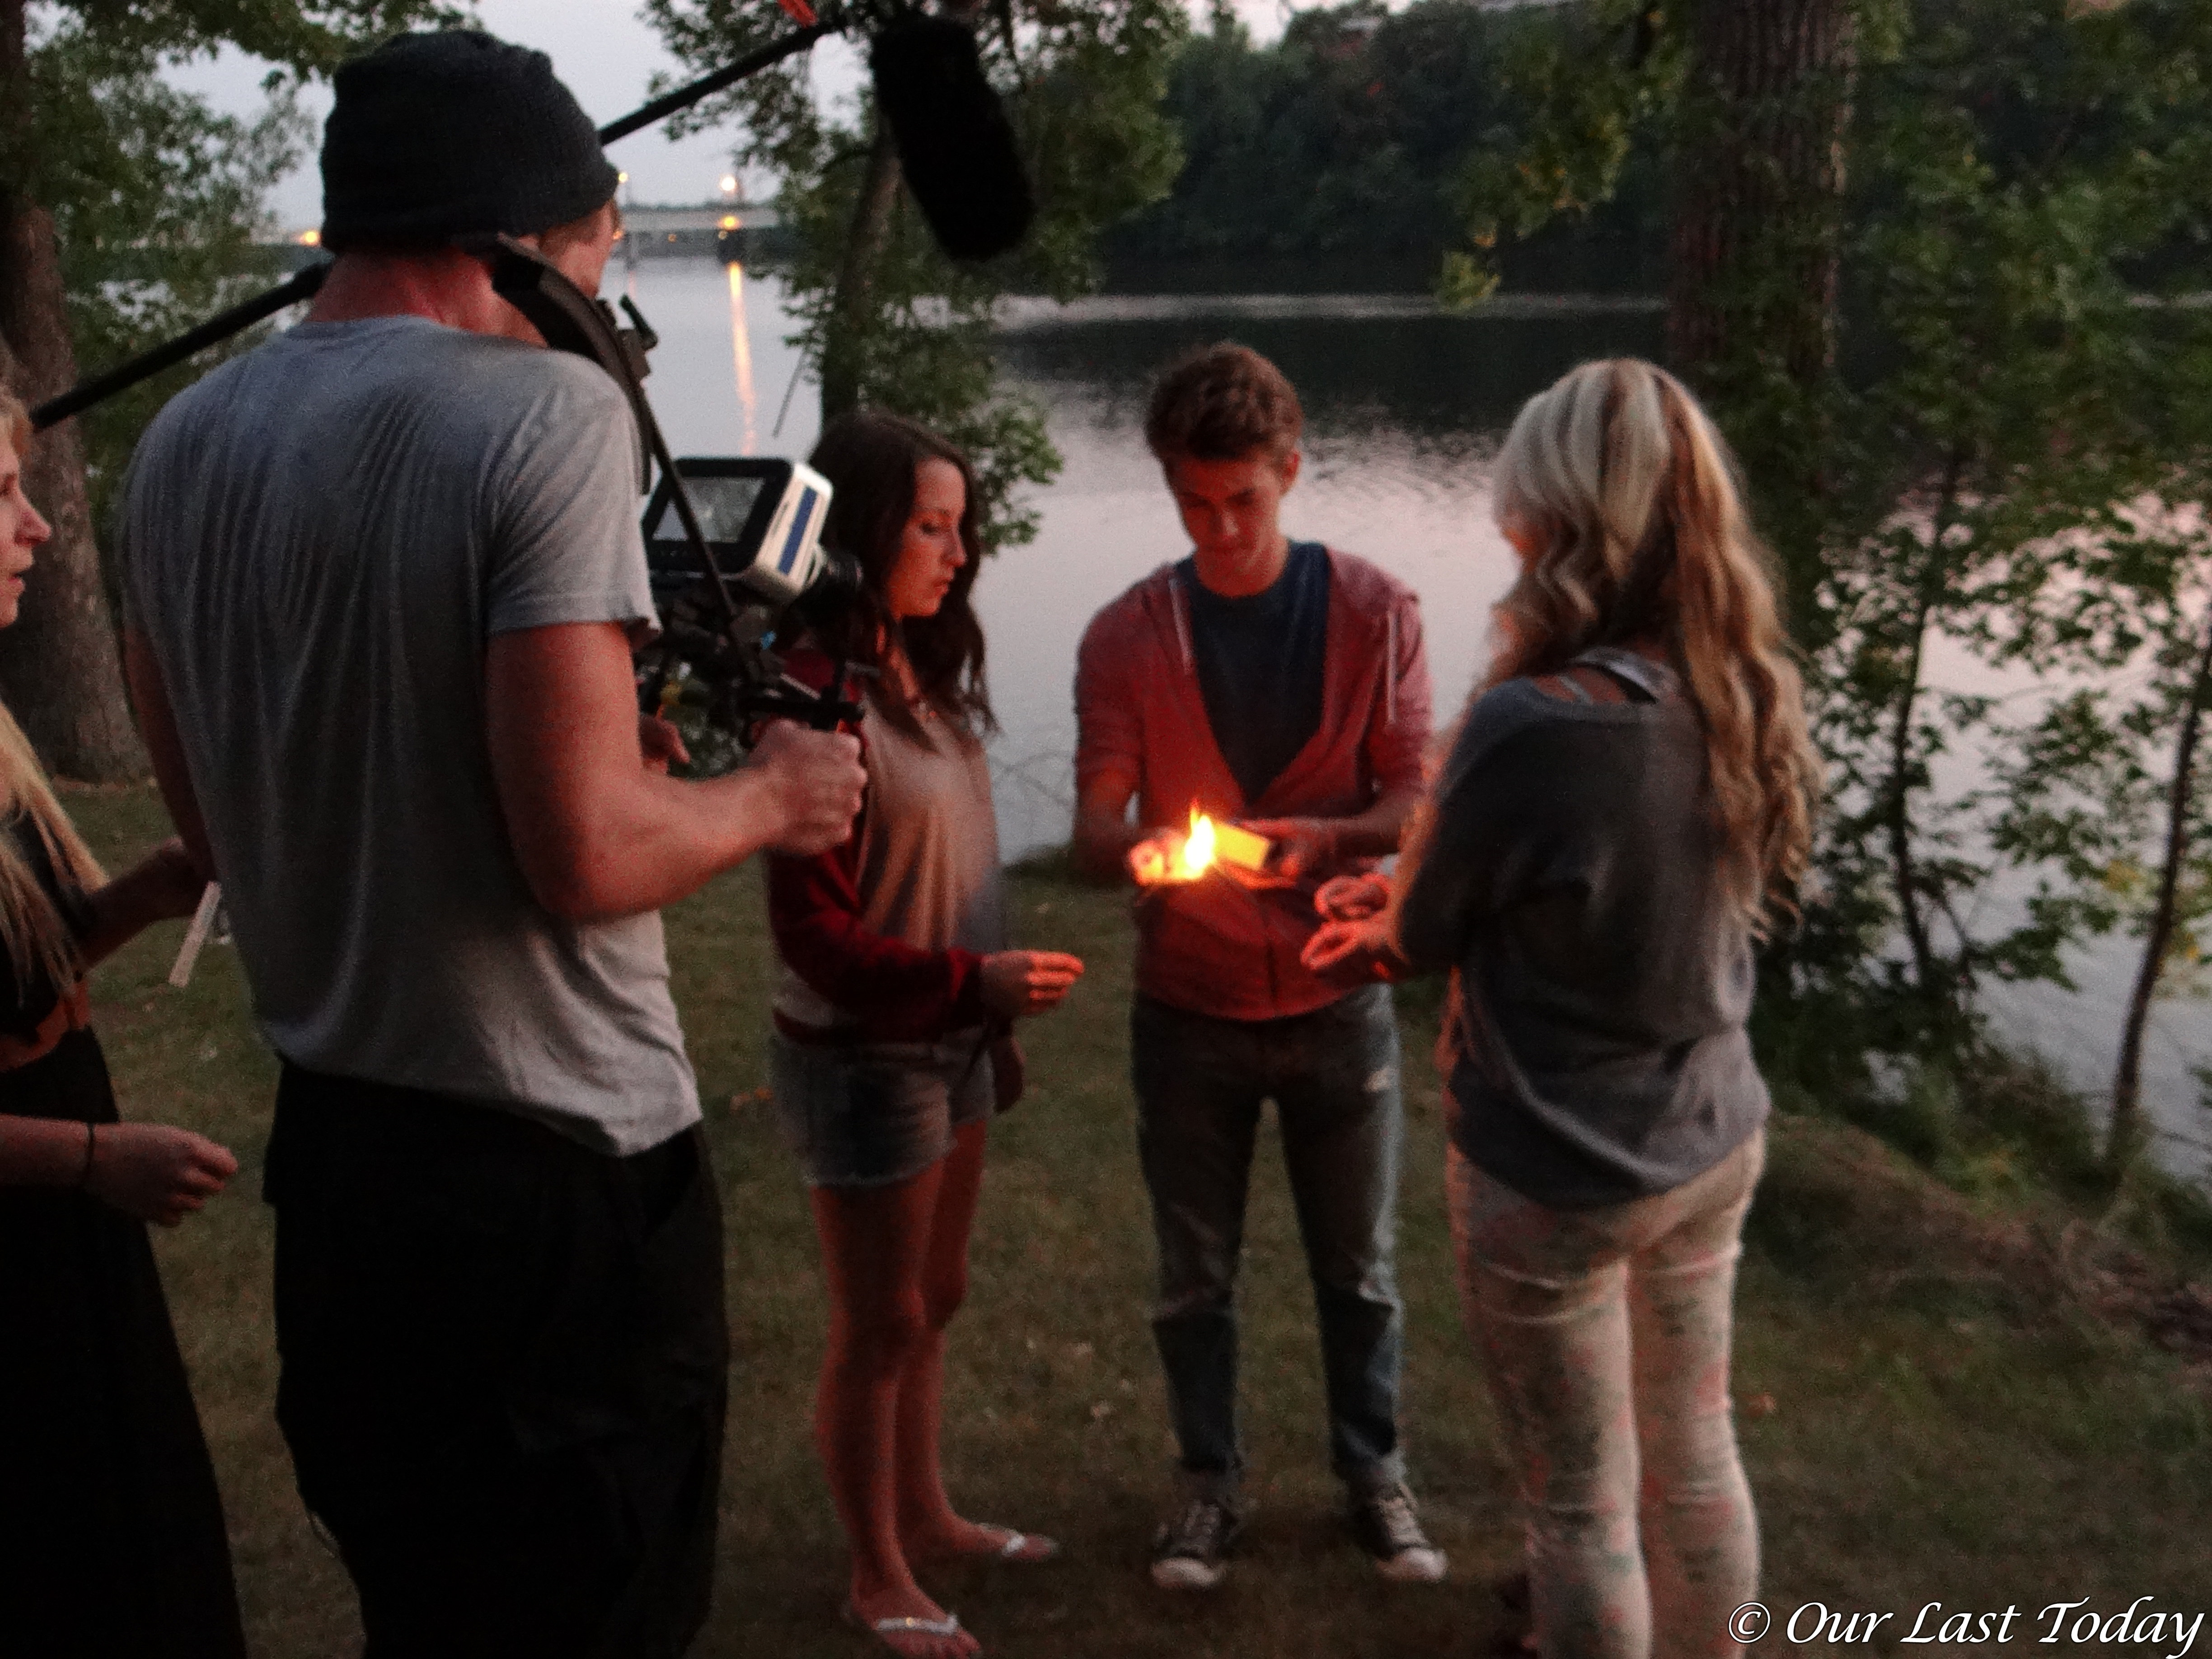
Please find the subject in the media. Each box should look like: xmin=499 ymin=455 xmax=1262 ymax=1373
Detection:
xmin=617 ymin=202 xmax=788 ymax=262
xmin=273 ymin=202 xmax=790 ymax=266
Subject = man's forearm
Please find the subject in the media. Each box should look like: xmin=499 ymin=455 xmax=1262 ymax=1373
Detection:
xmin=1322 ymin=787 xmax=1421 ymax=860
xmin=1253 ymin=786 xmax=1422 ymax=863
xmin=486 ymin=623 xmax=856 ymax=924
xmin=523 ymin=761 xmax=796 ymax=924
xmin=122 ymin=630 xmax=216 ymax=880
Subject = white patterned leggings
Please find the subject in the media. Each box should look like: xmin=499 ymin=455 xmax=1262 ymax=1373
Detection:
xmin=1448 ymin=1130 xmax=1766 ymax=1659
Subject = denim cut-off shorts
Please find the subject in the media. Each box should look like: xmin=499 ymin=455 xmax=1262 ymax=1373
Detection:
xmin=769 ymin=1030 xmax=996 ymax=1188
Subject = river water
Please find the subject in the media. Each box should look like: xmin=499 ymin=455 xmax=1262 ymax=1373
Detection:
xmin=611 ymin=256 xmax=2210 ymax=1178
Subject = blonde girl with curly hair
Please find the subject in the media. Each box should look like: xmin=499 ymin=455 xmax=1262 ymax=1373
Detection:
xmin=1308 ymin=358 xmax=1820 ymax=1659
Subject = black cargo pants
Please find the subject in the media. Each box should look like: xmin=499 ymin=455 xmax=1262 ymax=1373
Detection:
xmin=265 ymin=1064 xmax=728 ymax=1659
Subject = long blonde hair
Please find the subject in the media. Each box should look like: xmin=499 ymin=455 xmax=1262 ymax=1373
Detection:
xmin=0 ymin=387 xmax=105 ymax=997
xmin=1485 ymin=358 xmax=1819 ymax=930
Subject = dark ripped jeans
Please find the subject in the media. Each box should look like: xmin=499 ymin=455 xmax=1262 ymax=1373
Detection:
xmin=1131 ymin=984 xmax=1407 ymax=1506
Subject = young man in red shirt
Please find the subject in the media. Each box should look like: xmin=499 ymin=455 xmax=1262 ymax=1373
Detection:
xmin=1073 ymin=344 xmax=1443 ymax=1589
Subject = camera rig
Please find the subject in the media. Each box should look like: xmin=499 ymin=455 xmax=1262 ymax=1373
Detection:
xmin=481 ymin=240 xmax=866 ymax=739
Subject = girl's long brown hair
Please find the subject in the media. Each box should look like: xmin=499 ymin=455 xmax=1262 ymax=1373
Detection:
xmin=0 ymin=388 xmax=104 ymax=997
xmin=1484 ymin=358 xmax=1819 ymax=931
xmin=805 ymin=409 xmax=994 ymax=737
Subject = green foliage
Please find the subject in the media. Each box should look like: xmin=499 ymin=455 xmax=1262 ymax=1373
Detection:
xmin=1105 ymin=0 xmax=1666 ymax=294
xmin=643 ymin=0 xmax=1185 ymax=553
xmin=1801 ymin=0 xmax=2212 ymax=1057
xmin=1121 ymin=0 xmax=1503 ymax=260
xmin=1448 ymin=0 xmax=1676 ymax=262
xmin=1449 ymin=0 xmax=2212 ymax=1157
xmin=10 ymin=2 xmax=465 ymax=520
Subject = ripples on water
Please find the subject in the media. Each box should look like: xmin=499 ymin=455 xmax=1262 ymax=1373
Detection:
xmin=609 ymin=258 xmax=2206 ymax=1178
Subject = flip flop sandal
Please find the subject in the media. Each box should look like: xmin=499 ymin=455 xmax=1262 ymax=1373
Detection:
xmin=984 ymin=1527 xmax=1059 ymax=1563
xmin=843 ymin=1602 xmax=965 ymax=1646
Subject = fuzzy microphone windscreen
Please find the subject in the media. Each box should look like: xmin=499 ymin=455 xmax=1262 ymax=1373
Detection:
xmin=869 ymin=14 xmax=1035 ymax=263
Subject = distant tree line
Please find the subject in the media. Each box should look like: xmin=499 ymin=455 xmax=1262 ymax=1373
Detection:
xmin=1101 ymin=0 xmax=1666 ymax=293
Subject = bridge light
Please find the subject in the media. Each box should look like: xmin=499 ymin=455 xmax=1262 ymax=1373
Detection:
xmin=720 ymin=214 xmax=741 ymax=230
xmin=297 ymin=229 xmax=321 ymax=247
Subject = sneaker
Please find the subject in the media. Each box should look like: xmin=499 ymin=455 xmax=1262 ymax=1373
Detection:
xmin=1149 ymin=1496 xmax=1242 ymax=1590
xmin=1349 ymin=1482 xmax=1447 ymax=1584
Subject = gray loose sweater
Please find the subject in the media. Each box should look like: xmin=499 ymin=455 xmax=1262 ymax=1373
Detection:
xmin=1395 ymin=675 xmax=1769 ymax=1210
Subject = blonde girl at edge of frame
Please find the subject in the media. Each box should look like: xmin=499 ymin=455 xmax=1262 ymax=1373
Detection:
xmin=0 ymin=384 xmax=248 ymax=1658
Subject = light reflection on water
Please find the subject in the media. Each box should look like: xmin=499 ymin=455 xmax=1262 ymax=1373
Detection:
xmin=608 ymin=259 xmax=2208 ymax=1180
xmin=726 ymin=263 xmax=759 ymax=455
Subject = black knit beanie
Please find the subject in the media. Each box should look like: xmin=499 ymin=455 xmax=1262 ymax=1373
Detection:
xmin=320 ymin=30 xmax=619 ymax=252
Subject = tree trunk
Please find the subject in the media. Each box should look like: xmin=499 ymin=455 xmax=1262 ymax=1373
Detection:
xmin=817 ymin=121 xmax=904 ymax=424
xmin=1667 ymin=0 xmax=1856 ymax=627
xmin=2109 ymin=602 xmax=2212 ymax=1172
xmin=0 ymin=0 xmax=147 ymax=782
xmin=1883 ymin=595 xmax=1940 ymax=1002
xmin=1668 ymin=0 xmax=1856 ymax=384
xmin=1881 ymin=451 xmax=1965 ymax=1029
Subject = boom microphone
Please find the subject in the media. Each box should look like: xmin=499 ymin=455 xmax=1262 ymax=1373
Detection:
xmin=870 ymin=13 xmax=1035 ymax=263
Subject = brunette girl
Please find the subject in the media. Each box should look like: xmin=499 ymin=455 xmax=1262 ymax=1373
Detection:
xmin=1308 ymin=359 xmax=1820 ymax=1659
xmin=768 ymin=410 xmax=1085 ymax=1659
xmin=0 ymin=388 xmax=247 ymax=1657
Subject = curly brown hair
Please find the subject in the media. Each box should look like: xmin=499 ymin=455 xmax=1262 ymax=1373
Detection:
xmin=1143 ymin=342 xmax=1303 ymax=463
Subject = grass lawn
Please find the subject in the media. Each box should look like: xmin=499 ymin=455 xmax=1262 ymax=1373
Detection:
xmin=65 ymin=786 xmax=2212 ymax=1658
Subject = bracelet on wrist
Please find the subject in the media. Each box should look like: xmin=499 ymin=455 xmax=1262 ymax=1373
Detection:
xmin=75 ymin=1120 xmax=97 ymax=1190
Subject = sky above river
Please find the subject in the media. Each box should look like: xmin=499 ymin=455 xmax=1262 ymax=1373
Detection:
xmin=164 ymin=0 xmax=1322 ymax=231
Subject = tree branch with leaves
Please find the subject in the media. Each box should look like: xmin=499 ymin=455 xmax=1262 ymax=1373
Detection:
xmin=0 ymin=0 xmax=461 ymax=779
xmin=643 ymin=0 xmax=1184 ymax=556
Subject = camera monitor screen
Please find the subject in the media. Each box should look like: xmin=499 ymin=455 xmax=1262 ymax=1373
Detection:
xmin=649 ymin=473 xmax=766 ymax=547
xmin=640 ymin=456 xmax=834 ymax=608
xmin=642 ymin=457 xmax=793 ymax=587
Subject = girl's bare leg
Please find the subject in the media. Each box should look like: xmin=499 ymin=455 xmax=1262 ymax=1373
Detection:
xmin=892 ymin=1121 xmax=1057 ymax=1562
xmin=811 ymin=1162 xmax=980 ymax=1658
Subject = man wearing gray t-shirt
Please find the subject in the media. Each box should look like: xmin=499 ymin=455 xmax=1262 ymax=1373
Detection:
xmin=115 ymin=33 xmax=864 ymax=1658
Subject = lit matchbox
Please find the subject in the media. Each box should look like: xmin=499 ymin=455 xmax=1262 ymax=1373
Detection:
xmin=1211 ymin=820 xmax=1272 ymax=874
xmin=1141 ymin=811 xmax=1278 ymax=887
xmin=1178 ymin=811 xmax=1272 ymax=878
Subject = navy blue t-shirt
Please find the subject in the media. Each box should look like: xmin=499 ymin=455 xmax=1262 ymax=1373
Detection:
xmin=1178 ymin=540 xmax=1331 ymax=806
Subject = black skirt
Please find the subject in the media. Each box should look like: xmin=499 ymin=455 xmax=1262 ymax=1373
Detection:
xmin=0 ymin=1028 xmax=247 ymax=1659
